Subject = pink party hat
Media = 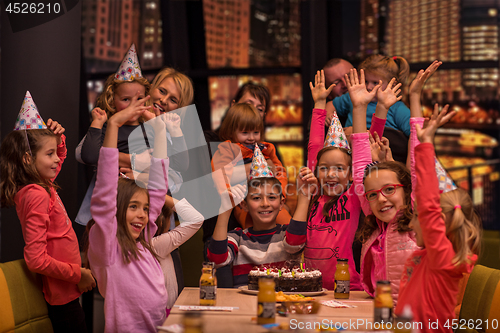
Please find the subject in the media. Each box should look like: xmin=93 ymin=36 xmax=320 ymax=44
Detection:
xmin=435 ymin=157 xmax=457 ymax=193
xmin=324 ymin=112 xmax=350 ymax=149
xmin=14 ymin=91 xmax=47 ymax=130
xmin=249 ymin=144 xmax=274 ymax=179
xmin=115 ymin=44 xmax=143 ymax=81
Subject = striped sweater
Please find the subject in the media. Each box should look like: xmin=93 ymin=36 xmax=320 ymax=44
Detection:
xmin=207 ymin=219 xmax=307 ymax=287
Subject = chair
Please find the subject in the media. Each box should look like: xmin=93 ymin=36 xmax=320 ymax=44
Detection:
xmin=457 ymin=265 xmax=500 ymax=333
xmin=0 ymin=259 xmax=53 ymax=333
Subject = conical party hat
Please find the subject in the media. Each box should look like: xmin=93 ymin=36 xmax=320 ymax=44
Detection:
xmin=435 ymin=157 xmax=457 ymax=193
xmin=14 ymin=91 xmax=47 ymax=130
xmin=324 ymin=112 xmax=350 ymax=149
xmin=249 ymin=143 xmax=274 ymax=179
xmin=115 ymin=44 xmax=143 ymax=81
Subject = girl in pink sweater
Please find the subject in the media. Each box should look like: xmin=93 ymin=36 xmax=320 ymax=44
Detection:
xmin=395 ymin=61 xmax=481 ymax=332
xmin=306 ymin=69 xmax=401 ymax=291
xmin=88 ymin=100 xmax=170 ymax=332
xmin=354 ymin=66 xmax=419 ymax=303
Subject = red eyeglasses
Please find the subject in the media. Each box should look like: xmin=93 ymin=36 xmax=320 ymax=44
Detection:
xmin=364 ymin=184 xmax=404 ymax=201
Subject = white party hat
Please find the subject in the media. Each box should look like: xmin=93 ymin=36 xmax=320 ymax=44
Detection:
xmin=324 ymin=112 xmax=350 ymax=149
xmin=435 ymin=157 xmax=457 ymax=193
xmin=115 ymin=44 xmax=143 ymax=81
xmin=249 ymin=144 xmax=274 ymax=179
xmin=14 ymin=91 xmax=47 ymax=130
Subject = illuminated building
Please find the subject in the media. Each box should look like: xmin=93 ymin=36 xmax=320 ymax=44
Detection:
xmin=382 ymin=0 xmax=462 ymax=100
xmin=360 ymin=0 xmax=380 ymax=56
xmin=82 ymin=0 xmax=162 ymax=73
xmin=249 ymin=0 xmax=300 ymax=67
xmin=139 ymin=1 xmax=163 ymax=69
xmin=203 ymin=0 xmax=251 ymax=68
xmin=461 ymin=0 xmax=499 ymax=99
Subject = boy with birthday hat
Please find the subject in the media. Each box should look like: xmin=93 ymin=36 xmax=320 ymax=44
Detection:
xmin=207 ymin=144 xmax=317 ymax=287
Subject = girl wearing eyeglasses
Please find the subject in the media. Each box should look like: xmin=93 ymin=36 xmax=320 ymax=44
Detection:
xmin=346 ymin=67 xmax=419 ymax=305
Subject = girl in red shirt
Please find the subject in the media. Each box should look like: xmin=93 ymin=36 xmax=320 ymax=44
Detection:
xmin=396 ymin=63 xmax=481 ymax=332
xmin=0 ymin=93 xmax=95 ymax=333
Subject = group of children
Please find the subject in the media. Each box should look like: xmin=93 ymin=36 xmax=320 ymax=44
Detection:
xmin=0 ymin=44 xmax=482 ymax=333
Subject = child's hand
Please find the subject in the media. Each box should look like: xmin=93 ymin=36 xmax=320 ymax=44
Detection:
xmin=108 ymin=92 xmax=151 ymax=128
xmin=409 ymin=60 xmax=442 ymax=96
xmin=376 ymin=78 xmax=402 ymax=111
xmin=345 ymin=68 xmax=381 ymax=108
xmin=415 ymin=104 xmax=455 ymax=144
xmin=46 ymin=119 xmax=65 ymax=144
xmin=78 ymin=267 xmax=96 ymax=293
xmin=163 ymin=112 xmax=183 ymax=137
xmin=91 ymin=107 xmax=107 ymax=128
xmin=296 ymin=167 xmax=318 ymax=197
xmin=309 ymin=70 xmax=335 ymax=106
xmin=219 ymin=183 xmax=247 ymax=214
xmin=369 ymin=132 xmax=394 ymax=162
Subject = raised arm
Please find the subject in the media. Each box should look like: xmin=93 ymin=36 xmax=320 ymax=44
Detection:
xmin=90 ymin=93 xmax=151 ymax=266
xmin=308 ymin=70 xmax=335 ymax=170
xmin=207 ymin=184 xmax=246 ymax=266
xmin=345 ymin=68 xmax=380 ymax=214
xmin=408 ymin=60 xmax=442 ymax=198
xmin=414 ymin=103 xmax=457 ymax=268
xmin=284 ymin=167 xmax=316 ymax=253
xmin=151 ymin=198 xmax=204 ymax=256
xmin=371 ymin=77 xmax=402 ymax=137
xmin=80 ymin=108 xmax=108 ymax=165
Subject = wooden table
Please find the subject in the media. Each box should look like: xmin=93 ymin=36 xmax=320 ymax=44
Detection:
xmin=159 ymin=288 xmax=375 ymax=332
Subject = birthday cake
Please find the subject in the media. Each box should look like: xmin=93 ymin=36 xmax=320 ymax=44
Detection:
xmin=248 ymin=264 xmax=322 ymax=292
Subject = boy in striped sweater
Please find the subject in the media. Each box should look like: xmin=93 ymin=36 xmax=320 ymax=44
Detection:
xmin=207 ymin=144 xmax=317 ymax=287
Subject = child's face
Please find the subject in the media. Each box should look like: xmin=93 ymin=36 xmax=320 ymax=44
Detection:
xmin=126 ymin=190 xmax=149 ymax=240
xmin=364 ymin=71 xmax=389 ymax=103
xmin=235 ymin=129 xmax=261 ymax=145
xmin=236 ymin=92 xmax=266 ymax=118
xmin=364 ymin=169 xmax=406 ymax=223
xmin=240 ymin=183 xmax=284 ymax=230
xmin=408 ymin=202 xmax=424 ymax=247
xmin=151 ymin=77 xmax=181 ymax=114
xmin=35 ymin=137 xmax=60 ymax=181
xmin=317 ymin=149 xmax=352 ymax=197
xmin=114 ymin=82 xmax=146 ymax=123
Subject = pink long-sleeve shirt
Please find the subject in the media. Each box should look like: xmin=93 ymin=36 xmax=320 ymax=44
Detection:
xmin=396 ymin=143 xmax=476 ymax=332
xmin=89 ymin=147 xmax=169 ymax=333
xmin=306 ymin=108 xmax=372 ymax=291
xmin=14 ymin=135 xmax=82 ymax=305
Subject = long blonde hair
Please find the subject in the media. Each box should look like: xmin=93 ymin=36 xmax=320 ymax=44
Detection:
xmin=440 ymin=188 xmax=482 ymax=266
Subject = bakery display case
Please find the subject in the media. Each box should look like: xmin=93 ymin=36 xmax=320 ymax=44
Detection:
xmin=432 ymin=108 xmax=500 ymax=230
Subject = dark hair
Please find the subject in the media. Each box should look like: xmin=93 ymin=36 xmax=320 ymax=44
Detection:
xmin=218 ymin=103 xmax=264 ymax=142
xmin=154 ymin=203 xmax=174 ymax=237
xmin=308 ymin=146 xmax=352 ymax=220
xmin=358 ymin=161 xmax=413 ymax=243
xmin=233 ymin=82 xmax=270 ymax=114
xmin=323 ymin=58 xmax=350 ymax=69
xmin=84 ymin=178 xmax=161 ymax=266
xmin=1 ymin=129 xmax=59 ymax=207
xmin=247 ymin=177 xmax=283 ymax=199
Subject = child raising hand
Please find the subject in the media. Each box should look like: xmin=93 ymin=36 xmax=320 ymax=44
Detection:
xmin=396 ymin=103 xmax=481 ymax=333
xmin=88 ymin=97 xmax=170 ymax=332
